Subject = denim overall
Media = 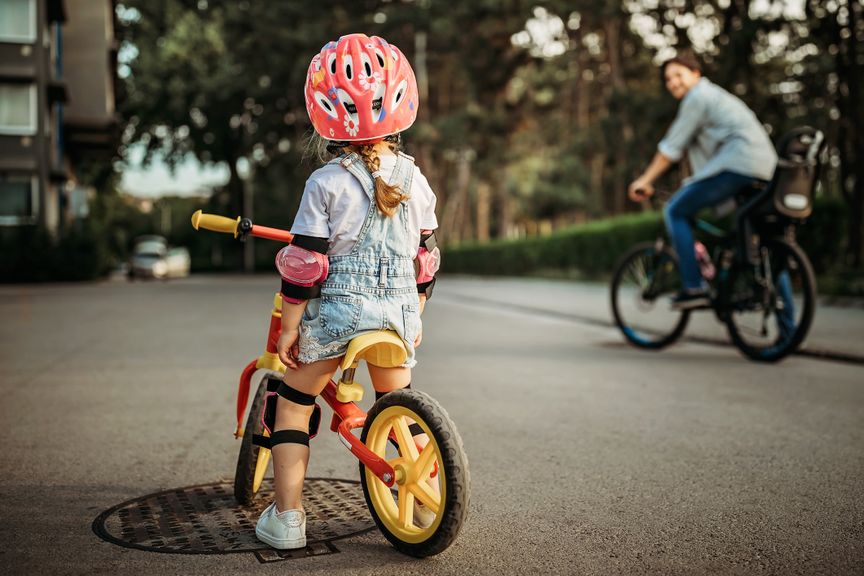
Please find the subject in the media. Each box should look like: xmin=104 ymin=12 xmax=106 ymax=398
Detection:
xmin=297 ymin=152 xmax=421 ymax=368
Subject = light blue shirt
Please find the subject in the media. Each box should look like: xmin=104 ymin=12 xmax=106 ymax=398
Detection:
xmin=658 ymin=78 xmax=777 ymax=184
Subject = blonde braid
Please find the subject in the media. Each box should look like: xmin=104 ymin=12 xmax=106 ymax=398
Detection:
xmin=350 ymin=143 xmax=410 ymax=217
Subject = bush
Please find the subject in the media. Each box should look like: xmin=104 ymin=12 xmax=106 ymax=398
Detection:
xmin=443 ymin=197 xmax=850 ymax=281
xmin=0 ymin=223 xmax=112 ymax=282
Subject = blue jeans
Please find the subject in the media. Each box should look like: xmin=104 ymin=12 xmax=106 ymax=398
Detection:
xmin=664 ymin=171 xmax=768 ymax=291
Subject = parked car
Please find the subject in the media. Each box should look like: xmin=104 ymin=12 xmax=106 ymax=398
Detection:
xmin=128 ymin=235 xmax=191 ymax=280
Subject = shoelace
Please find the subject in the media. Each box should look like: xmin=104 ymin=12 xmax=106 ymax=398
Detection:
xmin=275 ymin=509 xmax=304 ymax=527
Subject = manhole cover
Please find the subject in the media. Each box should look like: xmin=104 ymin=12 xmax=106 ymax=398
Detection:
xmin=92 ymin=477 xmax=375 ymax=561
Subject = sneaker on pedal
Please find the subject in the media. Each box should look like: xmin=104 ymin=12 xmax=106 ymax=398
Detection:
xmin=255 ymin=503 xmax=306 ymax=549
xmin=671 ymin=289 xmax=710 ymax=310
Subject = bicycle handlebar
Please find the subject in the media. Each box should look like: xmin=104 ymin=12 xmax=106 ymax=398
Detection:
xmin=190 ymin=210 xmax=294 ymax=243
xmin=191 ymin=210 xmax=241 ymax=237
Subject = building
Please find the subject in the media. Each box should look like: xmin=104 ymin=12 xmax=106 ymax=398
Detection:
xmin=0 ymin=0 xmax=117 ymax=234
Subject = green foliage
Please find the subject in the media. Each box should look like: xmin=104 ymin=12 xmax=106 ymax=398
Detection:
xmin=443 ymin=197 xmax=848 ymax=282
xmin=113 ymin=0 xmax=863 ymax=273
xmin=0 ymin=222 xmax=112 ymax=282
xmin=443 ymin=211 xmax=663 ymax=278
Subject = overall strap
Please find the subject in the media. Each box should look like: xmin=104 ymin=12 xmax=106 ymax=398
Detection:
xmin=392 ymin=152 xmax=415 ymax=198
xmin=339 ymin=152 xmax=376 ymax=200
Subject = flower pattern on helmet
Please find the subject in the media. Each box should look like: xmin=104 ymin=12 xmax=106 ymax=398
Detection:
xmin=358 ymin=70 xmax=382 ymax=92
xmin=344 ymin=114 xmax=359 ymax=137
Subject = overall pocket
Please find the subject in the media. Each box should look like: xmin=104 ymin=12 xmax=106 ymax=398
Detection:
xmin=402 ymin=302 xmax=420 ymax=345
xmin=320 ymin=295 xmax=363 ymax=338
xmin=302 ymin=298 xmax=320 ymax=323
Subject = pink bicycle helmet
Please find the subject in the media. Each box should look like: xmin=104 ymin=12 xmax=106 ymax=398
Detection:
xmin=304 ymin=34 xmax=419 ymax=143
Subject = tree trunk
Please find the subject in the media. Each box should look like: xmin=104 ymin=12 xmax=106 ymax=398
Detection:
xmin=494 ymin=178 xmax=513 ymax=240
xmin=440 ymin=149 xmax=473 ymax=245
xmin=476 ymin=180 xmax=491 ymax=243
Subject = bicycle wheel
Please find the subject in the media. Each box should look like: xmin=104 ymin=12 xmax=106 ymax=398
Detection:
xmin=360 ymin=389 xmax=469 ymax=557
xmin=234 ymin=372 xmax=278 ymax=505
xmin=723 ymin=239 xmax=816 ymax=362
xmin=610 ymin=242 xmax=691 ymax=349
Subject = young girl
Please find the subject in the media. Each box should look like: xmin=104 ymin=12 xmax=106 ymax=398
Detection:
xmin=254 ymin=34 xmax=440 ymax=550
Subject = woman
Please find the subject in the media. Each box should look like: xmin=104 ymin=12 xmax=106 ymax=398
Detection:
xmin=628 ymin=53 xmax=777 ymax=309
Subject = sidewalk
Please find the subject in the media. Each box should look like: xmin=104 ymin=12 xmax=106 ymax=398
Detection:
xmin=439 ymin=276 xmax=864 ymax=363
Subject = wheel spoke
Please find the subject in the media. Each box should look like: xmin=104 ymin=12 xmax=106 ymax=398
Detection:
xmin=415 ymin=443 xmax=437 ymax=482
xmin=409 ymin=480 xmax=441 ymax=514
xmin=392 ymin=416 xmax=420 ymax=460
xmin=397 ymin=485 xmax=414 ymax=529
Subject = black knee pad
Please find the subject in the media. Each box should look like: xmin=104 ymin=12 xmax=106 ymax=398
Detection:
xmin=374 ymin=383 xmax=411 ymax=401
xmin=254 ymin=379 xmax=321 ymax=449
xmin=276 ymin=382 xmax=317 ymax=405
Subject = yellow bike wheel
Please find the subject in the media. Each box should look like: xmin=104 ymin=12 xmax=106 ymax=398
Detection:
xmin=234 ymin=373 xmax=278 ymax=505
xmin=252 ymin=447 xmax=271 ymax=493
xmin=360 ymin=389 xmax=469 ymax=557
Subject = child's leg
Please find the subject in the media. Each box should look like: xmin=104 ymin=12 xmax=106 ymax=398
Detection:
xmin=368 ymin=364 xmax=411 ymax=394
xmin=272 ymin=357 xmax=340 ymax=512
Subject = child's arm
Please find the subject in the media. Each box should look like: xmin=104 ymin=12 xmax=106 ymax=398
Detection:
xmin=277 ymin=299 xmax=307 ymax=370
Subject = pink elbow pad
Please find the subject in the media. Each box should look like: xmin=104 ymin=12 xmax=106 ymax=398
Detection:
xmin=276 ymin=244 xmax=329 ymax=286
xmin=276 ymin=240 xmax=329 ymax=301
xmin=416 ymin=246 xmax=440 ymax=284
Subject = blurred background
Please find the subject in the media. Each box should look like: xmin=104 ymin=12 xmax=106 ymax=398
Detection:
xmin=0 ymin=0 xmax=861 ymax=294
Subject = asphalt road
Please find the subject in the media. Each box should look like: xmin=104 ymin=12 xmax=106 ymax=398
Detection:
xmin=0 ymin=275 xmax=861 ymax=575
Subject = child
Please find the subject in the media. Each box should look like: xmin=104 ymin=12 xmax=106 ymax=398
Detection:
xmin=254 ymin=33 xmax=440 ymax=550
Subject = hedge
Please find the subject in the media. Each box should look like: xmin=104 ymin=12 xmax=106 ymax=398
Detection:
xmin=0 ymin=223 xmax=113 ymax=282
xmin=443 ymin=197 xmax=850 ymax=280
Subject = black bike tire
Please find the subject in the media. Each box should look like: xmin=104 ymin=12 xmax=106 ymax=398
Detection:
xmin=359 ymin=389 xmax=470 ymax=558
xmin=723 ymin=239 xmax=816 ymax=363
xmin=233 ymin=372 xmax=277 ymax=505
xmin=610 ymin=241 xmax=691 ymax=350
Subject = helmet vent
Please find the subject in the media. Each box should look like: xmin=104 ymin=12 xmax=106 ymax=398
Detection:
xmin=337 ymin=89 xmax=358 ymax=121
xmin=390 ymin=79 xmax=408 ymax=112
xmin=360 ymin=52 xmax=373 ymax=77
xmin=327 ymin=53 xmax=337 ymax=75
xmin=313 ymin=91 xmax=338 ymax=119
xmin=372 ymin=82 xmax=386 ymax=122
xmin=374 ymin=48 xmax=386 ymax=68
xmin=343 ymin=55 xmax=354 ymax=80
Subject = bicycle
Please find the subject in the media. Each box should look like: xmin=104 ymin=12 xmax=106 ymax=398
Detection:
xmin=190 ymin=210 xmax=470 ymax=557
xmin=610 ymin=127 xmax=825 ymax=362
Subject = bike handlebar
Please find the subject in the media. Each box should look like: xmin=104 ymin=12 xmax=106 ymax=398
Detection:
xmin=191 ymin=210 xmax=241 ymax=237
xmin=190 ymin=210 xmax=294 ymax=243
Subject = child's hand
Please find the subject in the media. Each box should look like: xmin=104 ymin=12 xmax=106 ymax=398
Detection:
xmin=414 ymin=324 xmax=423 ymax=348
xmin=277 ymin=329 xmax=301 ymax=370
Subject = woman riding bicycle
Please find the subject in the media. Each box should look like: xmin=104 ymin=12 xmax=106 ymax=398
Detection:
xmin=628 ymin=52 xmax=777 ymax=310
xmin=254 ymin=34 xmax=440 ymax=549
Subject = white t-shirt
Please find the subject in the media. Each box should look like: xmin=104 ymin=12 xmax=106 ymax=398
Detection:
xmin=291 ymin=154 xmax=439 ymax=256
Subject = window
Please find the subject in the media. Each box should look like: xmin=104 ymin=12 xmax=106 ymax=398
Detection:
xmin=0 ymin=173 xmax=37 ymax=224
xmin=0 ymin=0 xmax=36 ymax=43
xmin=0 ymin=83 xmax=37 ymax=134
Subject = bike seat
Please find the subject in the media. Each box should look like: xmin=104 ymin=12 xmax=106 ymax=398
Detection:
xmin=340 ymin=330 xmax=408 ymax=371
xmin=713 ymin=183 xmax=769 ymax=219
xmin=336 ymin=331 xmax=407 ymax=403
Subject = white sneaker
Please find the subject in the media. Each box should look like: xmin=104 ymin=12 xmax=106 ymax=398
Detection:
xmin=255 ymin=503 xmax=306 ymax=549
xmin=413 ymin=501 xmax=435 ymax=529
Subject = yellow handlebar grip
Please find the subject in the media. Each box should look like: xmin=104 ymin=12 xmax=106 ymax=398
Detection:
xmin=191 ymin=210 xmax=241 ymax=237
